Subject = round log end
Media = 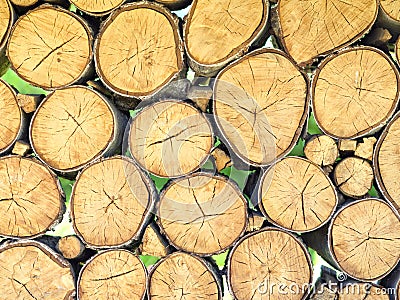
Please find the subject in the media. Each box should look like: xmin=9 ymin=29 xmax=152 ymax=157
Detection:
xmin=304 ymin=135 xmax=338 ymax=166
xmin=70 ymin=0 xmax=125 ymax=15
xmin=57 ymin=235 xmax=85 ymax=259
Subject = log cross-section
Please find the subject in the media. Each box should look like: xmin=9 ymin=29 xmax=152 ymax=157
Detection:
xmin=0 ymin=0 xmax=14 ymax=52
xmin=70 ymin=0 xmax=125 ymax=15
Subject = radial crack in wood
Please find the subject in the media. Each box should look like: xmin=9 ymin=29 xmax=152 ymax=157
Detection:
xmin=148 ymin=252 xmax=221 ymax=299
xmin=70 ymin=0 xmax=125 ymax=15
xmin=330 ymin=198 xmax=400 ymax=281
xmin=277 ymin=0 xmax=378 ymax=65
xmin=228 ymin=227 xmax=312 ymax=300
xmin=158 ymin=173 xmax=247 ymax=256
xmin=0 ymin=156 xmax=64 ymax=238
xmin=78 ymin=249 xmax=147 ymax=300
xmin=71 ymin=156 xmax=155 ymax=248
xmin=260 ymin=157 xmax=338 ymax=232
xmin=213 ymin=49 xmax=308 ymax=166
xmin=312 ymin=47 xmax=399 ymax=139
xmin=304 ymin=135 xmax=338 ymax=166
xmin=95 ymin=2 xmax=184 ymax=98
xmin=7 ymin=5 xmax=93 ymax=89
xmin=129 ymin=100 xmax=213 ymax=178
xmin=0 ymin=240 xmax=75 ymax=299
xmin=184 ymin=0 xmax=269 ymax=76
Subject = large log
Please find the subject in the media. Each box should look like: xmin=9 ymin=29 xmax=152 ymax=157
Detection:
xmin=148 ymin=252 xmax=222 ymax=299
xmin=276 ymin=0 xmax=378 ymax=66
xmin=7 ymin=5 xmax=93 ymax=89
xmin=129 ymin=100 xmax=213 ymax=178
xmin=30 ymin=86 xmax=125 ymax=173
xmin=259 ymin=157 xmax=338 ymax=233
xmin=95 ymin=2 xmax=184 ymax=99
xmin=304 ymin=135 xmax=338 ymax=167
xmin=71 ymin=156 xmax=156 ymax=248
xmin=0 ymin=0 xmax=15 ymax=52
xmin=213 ymin=49 xmax=309 ymax=166
xmin=312 ymin=46 xmax=399 ymax=139
xmin=157 ymin=173 xmax=247 ymax=256
xmin=0 ymin=240 xmax=75 ymax=299
xmin=0 ymin=156 xmax=64 ymax=238
xmin=184 ymin=0 xmax=269 ymax=76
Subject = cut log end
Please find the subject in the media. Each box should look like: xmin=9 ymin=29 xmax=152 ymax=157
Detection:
xmin=70 ymin=0 xmax=125 ymax=15
xmin=57 ymin=235 xmax=85 ymax=259
xmin=330 ymin=199 xmax=400 ymax=281
xmin=211 ymin=148 xmax=232 ymax=171
xmin=16 ymin=94 xmax=41 ymax=114
xmin=334 ymin=157 xmax=373 ymax=198
xmin=354 ymin=137 xmax=376 ymax=161
xmin=154 ymin=0 xmax=191 ymax=10
xmin=228 ymin=228 xmax=312 ymax=300
xmin=30 ymin=86 xmax=119 ymax=172
xmin=213 ymin=49 xmax=308 ymax=166
xmin=0 ymin=156 xmax=64 ymax=238
xmin=184 ymin=0 xmax=269 ymax=76
xmin=9 ymin=0 xmax=39 ymax=7
xmin=95 ymin=2 xmax=184 ymax=98
xmin=78 ymin=250 xmax=147 ymax=300
xmin=380 ymin=0 xmax=400 ymax=22
xmin=0 ymin=241 xmax=75 ymax=300
xmin=158 ymin=173 xmax=247 ymax=255
xmin=11 ymin=140 xmax=30 ymax=156
xmin=260 ymin=157 xmax=338 ymax=232
xmin=0 ymin=79 xmax=22 ymax=154
xmin=148 ymin=252 xmax=221 ymax=299
xmin=139 ymin=223 xmax=169 ymax=257
xmin=313 ymin=47 xmax=399 ymax=139
xmin=7 ymin=5 xmax=92 ymax=89
xmin=338 ymin=139 xmax=357 ymax=153
xmin=304 ymin=135 xmax=338 ymax=166
xmin=278 ymin=0 xmax=378 ymax=65
xmin=0 ymin=0 xmax=13 ymax=50
xmin=129 ymin=100 xmax=213 ymax=178
xmin=72 ymin=156 xmax=154 ymax=248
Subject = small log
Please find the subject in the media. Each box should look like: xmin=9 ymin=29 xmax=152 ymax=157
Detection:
xmin=334 ymin=157 xmax=374 ymax=198
xmin=228 ymin=227 xmax=312 ymax=300
xmin=129 ymin=100 xmax=213 ymax=178
xmin=95 ymin=2 xmax=184 ymax=99
xmin=69 ymin=0 xmax=125 ymax=15
xmin=16 ymin=94 xmax=42 ymax=114
xmin=304 ymin=135 xmax=338 ymax=166
xmin=158 ymin=173 xmax=247 ymax=256
xmin=312 ymin=46 xmax=400 ymax=139
xmin=277 ymin=0 xmax=378 ymax=66
xmin=148 ymin=252 xmax=222 ymax=299
xmin=213 ymin=49 xmax=309 ymax=166
xmin=0 ymin=240 xmax=75 ymax=299
xmin=78 ymin=249 xmax=147 ymax=300
xmin=246 ymin=210 xmax=265 ymax=232
xmin=30 ymin=86 xmax=125 ymax=172
xmin=139 ymin=222 xmax=170 ymax=257
xmin=7 ymin=5 xmax=93 ymax=89
xmin=354 ymin=137 xmax=376 ymax=161
xmin=211 ymin=147 xmax=232 ymax=172
xmin=71 ymin=156 xmax=156 ymax=248
xmin=0 ymin=156 xmax=64 ymax=238
xmin=339 ymin=139 xmax=357 ymax=153
xmin=259 ymin=157 xmax=338 ymax=232
xmin=11 ymin=140 xmax=30 ymax=156
xmin=187 ymin=85 xmax=212 ymax=112
xmin=57 ymin=235 xmax=85 ymax=260
xmin=154 ymin=0 xmax=191 ymax=10
xmin=0 ymin=0 xmax=15 ymax=52
xmin=0 ymin=79 xmax=25 ymax=155
xmin=184 ymin=0 xmax=269 ymax=76
xmin=330 ymin=199 xmax=400 ymax=281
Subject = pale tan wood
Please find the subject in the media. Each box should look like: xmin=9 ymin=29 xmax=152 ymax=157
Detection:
xmin=330 ymin=199 xmax=400 ymax=281
xmin=7 ymin=5 xmax=93 ymax=89
xmin=95 ymin=2 xmax=184 ymax=98
xmin=70 ymin=0 xmax=124 ymax=15
xmin=304 ymin=135 xmax=338 ymax=166
xmin=355 ymin=137 xmax=376 ymax=161
xmin=184 ymin=0 xmax=269 ymax=76
xmin=334 ymin=157 xmax=373 ymax=198
xmin=30 ymin=86 xmax=120 ymax=172
xmin=0 ymin=156 xmax=64 ymax=238
xmin=16 ymin=94 xmax=41 ymax=113
xmin=154 ymin=0 xmax=191 ymax=10
xmin=139 ymin=223 xmax=169 ymax=257
xmin=214 ymin=49 xmax=308 ymax=166
xmin=247 ymin=210 xmax=265 ymax=232
xmin=148 ymin=252 xmax=221 ymax=299
xmin=211 ymin=148 xmax=232 ymax=171
xmin=129 ymin=100 xmax=213 ymax=178
xmin=0 ymin=240 xmax=75 ymax=299
xmin=260 ymin=157 xmax=337 ymax=232
xmin=278 ymin=0 xmax=378 ymax=65
xmin=338 ymin=139 xmax=357 ymax=152
xmin=57 ymin=235 xmax=85 ymax=259
xmin=158 ymin=173 xmax=247 ymax=255
xmin=11 ymin=140 xmax=30 ymax=156
xmin=380 ymin=0 xmax=400 ymax=22
xmin=9 ymin=0 xmax=38 ymax=6
xmin=71 ymin=156 xmax=154 ymax=248
xmin=0 ymin=79 xmax=23 ymax=154
xmin=228 ymin=227 xmax=312 ymax=300
xmin=0 ymin=0 xmax=14 ymax=51
xmin=187 ymin=85 xmax=212 ymax=112
xmin=313 ymin=47 xmax=399 ymax=139
xmin=338 ymin=284 xmax=389 ymax=300
xmin=78 ymin=249 xmax=147 ymax=300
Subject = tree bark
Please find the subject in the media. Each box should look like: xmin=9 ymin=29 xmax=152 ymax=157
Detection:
xmin=304 ymin=135 xmax=339 ymax=166
xmin=184 ymin=0 xmax=269 ymax=76
xmin=7 ymin=4 xmax=93 ymax=89
xmin=71 ymin=156 xmax=156 ymax=249
xmin=94 ymin=2 xmax=185 ymax=99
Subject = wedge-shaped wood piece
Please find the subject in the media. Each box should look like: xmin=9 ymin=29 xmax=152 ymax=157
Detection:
xmin=304 ymin=135 xmax=338 ymax=166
